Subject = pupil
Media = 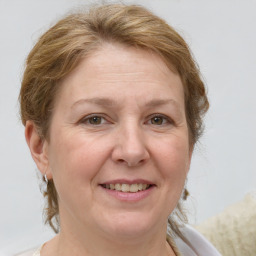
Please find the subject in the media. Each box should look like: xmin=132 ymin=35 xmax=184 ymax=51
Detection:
xmin=152 ymin=117 xmax=163 ymax=125
xmin=89 ymin=116 xmax=101 ymax=124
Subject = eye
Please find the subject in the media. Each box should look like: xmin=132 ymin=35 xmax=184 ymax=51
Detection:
xmin=80 ymin=115 xmax=108 ymax=125
xmin=147 ymin=114 xmax=172 ymax=126
xmin=88 ymin=116 xmax=103 ymax=125
xmin=151 ymin=116 xmax=165 ymax=125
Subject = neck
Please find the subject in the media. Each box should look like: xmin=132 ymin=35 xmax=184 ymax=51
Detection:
xmin=57 ymin=233 xmax=174 ymax=256
xmin=43 ymin=221 xmax=176 ymax=256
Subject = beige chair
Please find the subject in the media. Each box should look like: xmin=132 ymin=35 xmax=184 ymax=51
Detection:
xmin=196 ymin=192 xmax=256 ymax=256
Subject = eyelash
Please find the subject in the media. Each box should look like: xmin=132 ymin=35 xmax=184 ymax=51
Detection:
xmin=79 ymin=113 xmax=174 ymax=126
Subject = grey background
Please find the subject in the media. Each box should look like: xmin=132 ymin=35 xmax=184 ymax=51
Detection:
xmin=0 ymin=0 xmax=255 ymax=255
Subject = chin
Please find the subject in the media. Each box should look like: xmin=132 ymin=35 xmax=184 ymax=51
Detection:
xmin=97 ymin=211 xmax=163 ymax=239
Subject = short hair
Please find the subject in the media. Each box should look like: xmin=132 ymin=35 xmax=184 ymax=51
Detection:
xmin=20 ymin=3 xmax=209 ymax=236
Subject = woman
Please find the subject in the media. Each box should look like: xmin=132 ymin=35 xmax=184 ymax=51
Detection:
xmin=19 ymin=3 xmax=221 ymax=256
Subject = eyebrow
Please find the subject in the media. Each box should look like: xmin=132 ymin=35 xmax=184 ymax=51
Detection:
xmin=145 ymin=99 xmax=180 ymax=108
xmin=71 ymin=97 xmax=181 ymax=109
xmin=71 ymin=98 xmax=116 ymax=109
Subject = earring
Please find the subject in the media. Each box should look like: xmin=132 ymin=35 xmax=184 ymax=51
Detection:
xmin=183 ymin=188 xmax=189 ymax=200
xmin=44 ymin=174 xmax=48 ymax=185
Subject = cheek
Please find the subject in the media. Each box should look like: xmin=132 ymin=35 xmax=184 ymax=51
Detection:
xmin=148 ymin=135 xmax=190 ymax=218
xmin=48 ymin=132 xmax=111 ymax=187
xmin=153 ymin=135 xmax=190 ymax=182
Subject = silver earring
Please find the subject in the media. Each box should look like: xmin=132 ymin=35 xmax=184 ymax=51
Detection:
xmin=44 ymin=174 xmax=48 ymax=185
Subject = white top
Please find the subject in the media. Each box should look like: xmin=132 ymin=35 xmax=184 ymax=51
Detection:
xmin=15 ymin=225 xmax=221 ymax=256
xmin=174 ymin=225 xmax=221 ymax=256
xmin=14 ymin=247 xmax=40 ymax=256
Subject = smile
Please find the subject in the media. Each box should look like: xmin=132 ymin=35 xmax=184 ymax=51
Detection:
xmin=101 ymin=183 xmax=152 ymax=193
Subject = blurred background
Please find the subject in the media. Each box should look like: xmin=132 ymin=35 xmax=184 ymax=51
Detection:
xmin=0 ymin=0 xmax=255 ymax=255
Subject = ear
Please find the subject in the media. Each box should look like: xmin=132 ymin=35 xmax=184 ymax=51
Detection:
xmin=186 ymin=145 xmax=194 ymax=175
xmin=25 ymin=121 xmax=52 ymax=180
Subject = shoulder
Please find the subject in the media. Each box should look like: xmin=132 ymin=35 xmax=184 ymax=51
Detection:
xmin=15 ymin=247 xmax=40 ymax=256
xmin=174 ymin=225 xmax=222 ymax=256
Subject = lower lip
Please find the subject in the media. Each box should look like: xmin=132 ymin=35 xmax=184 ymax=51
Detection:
xmin=100 ymin=186 xmax=155 ymax=202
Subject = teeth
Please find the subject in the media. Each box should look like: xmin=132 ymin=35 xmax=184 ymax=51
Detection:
xmin=142 ymin=184 xmax=147 ymax=190
xmin=130 ymin=184 xmax=139 ymax=192
xmin=121 ymin=184 xmax=130 ymax=192
xmin=103 ymin=183 xmax=150 ymax=192
xmin=115 ymin=184 xmax=121 ymax=190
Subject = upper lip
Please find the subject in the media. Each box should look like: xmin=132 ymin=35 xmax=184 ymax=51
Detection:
xmin=100 ymin=179 xmax=155 ymax=185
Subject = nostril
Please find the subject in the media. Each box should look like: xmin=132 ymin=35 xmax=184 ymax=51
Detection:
xmin=112 ymin=141 xmax=150 ymax=167
xmin=116 ymin=158 xmax=140 ymax=167
xmin=128 ymin=160 xmax=142 ymax=167
xmin=117 ymin=159 xmax=126 ymax=164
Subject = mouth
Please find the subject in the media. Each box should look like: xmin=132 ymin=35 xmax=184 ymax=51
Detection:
xmin=100 ymin=183 xmax=154 ymax=193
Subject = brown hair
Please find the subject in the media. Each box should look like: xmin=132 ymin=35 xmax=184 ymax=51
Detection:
xmin=20 ymin=3 xmax=209 ymax=236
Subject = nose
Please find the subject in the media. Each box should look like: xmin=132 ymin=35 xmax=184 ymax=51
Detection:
xmin=111 ymin=124 xmax=150 ymax=167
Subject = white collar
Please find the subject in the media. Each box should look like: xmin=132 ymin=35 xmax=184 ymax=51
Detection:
xmin=174 ymin=225 xmax=222 ymax=256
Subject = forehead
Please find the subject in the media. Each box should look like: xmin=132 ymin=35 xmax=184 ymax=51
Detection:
xmin=80 ymin=43 xmax=177 ymax=81
xmin=56 ymin=43 xmax=185 ymax=109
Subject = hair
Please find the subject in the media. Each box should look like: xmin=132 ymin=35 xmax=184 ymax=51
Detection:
xmin=20 ymin=3 xmax=209 ymax=236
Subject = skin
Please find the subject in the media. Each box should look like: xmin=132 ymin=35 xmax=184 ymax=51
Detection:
xmin=26 ymin=43 xmax=192 ymax=256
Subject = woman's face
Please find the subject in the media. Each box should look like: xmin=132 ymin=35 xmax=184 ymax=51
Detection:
xmin=44 ymin=44 xmax=191 ymax=239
